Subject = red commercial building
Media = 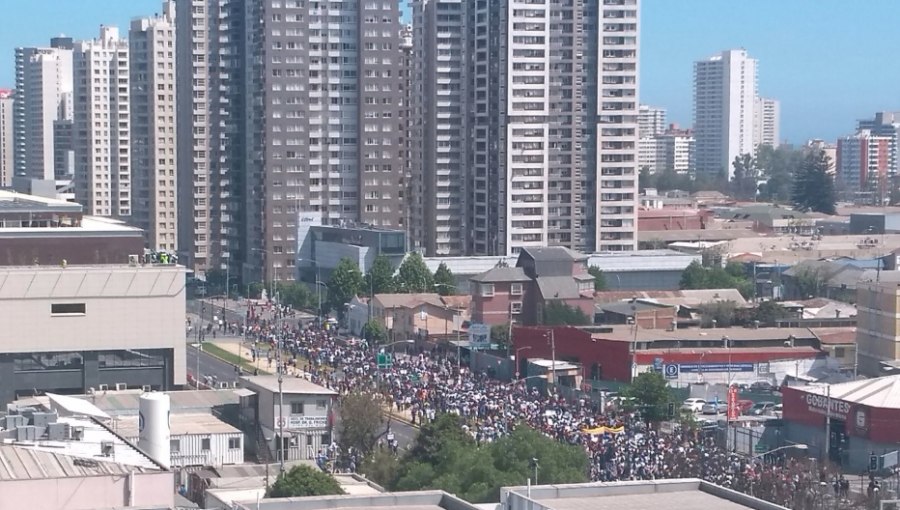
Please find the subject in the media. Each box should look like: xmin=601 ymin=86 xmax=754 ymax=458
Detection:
xmin=781 ymin=376 xmax=900 ymax=472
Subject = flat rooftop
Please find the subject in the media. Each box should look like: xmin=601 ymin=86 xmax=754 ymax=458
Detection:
xmin=0 ymin=189 xmax=81 ymax=213
xmin=16 ymin=388 xmax=243 ymax=417
xmin=112 ymin=413 xmax=241 ymax=438
xmin=503 ymin=479 xmax=788 ymax=510
xmin=240 ymin=375 xmax=338 ymax=396
xmin=236 ymin=490 xmax=478 ymax=510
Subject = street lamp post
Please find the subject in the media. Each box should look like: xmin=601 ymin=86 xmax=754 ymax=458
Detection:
xmin=253 ymin=247 xmax=285 ymax=476
xmin=514 ymin=346 xmax=532 ymax=379
xmin=314 ymin=280 xmax=327 ymax=320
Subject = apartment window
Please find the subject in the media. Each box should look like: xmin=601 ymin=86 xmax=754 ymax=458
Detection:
xmin=201 ymin=438 xmax=211 ymax=451
xmin=480 ymin=284 xmax=494 ymax=297
xmin=511 ymin=302 xmax=523 ymax=314
xmin=51 ymin=303 xmax=86 ymax=316
xmin=170 ymin=439 xmax=180 ymax=452
xmin=228 ymin=437 xmax=241 ymax=449
xmin=510 ymin=283 xmax=523 ymax=296
xmin=291 ymin=402 xmax=305 ymax=415
xmin=835 ymin=347 xmax=846 ymax=358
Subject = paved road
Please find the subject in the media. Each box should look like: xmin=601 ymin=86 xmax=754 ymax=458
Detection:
xmin=186 ymin=344 xmax=242 ymax=383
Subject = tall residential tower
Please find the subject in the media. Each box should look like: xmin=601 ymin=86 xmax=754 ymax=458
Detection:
xmin=131 ymin=2 xmax=178 ymax=251
xmin=693 ymin=49 xmax=757 ymax=179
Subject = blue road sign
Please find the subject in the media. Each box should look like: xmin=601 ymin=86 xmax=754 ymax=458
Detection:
xmin=664 ymin=364 xmax=679 ymax=379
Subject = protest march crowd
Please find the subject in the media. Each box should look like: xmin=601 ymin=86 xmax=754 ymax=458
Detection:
xmin=231 ymin=304 xmax=878 ymax=510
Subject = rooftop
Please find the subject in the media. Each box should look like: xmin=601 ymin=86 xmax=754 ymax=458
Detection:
xmin=0 ymin=444 xmax=154 ymax=480
xmin=593 ymin=326 xmax=816 ymax=344
xmin=0 ymin=189 xmax=81 ymax=213
xmin=373 ymin=293 xmax=444 ymax=309
xmin=797 ymin=374 xmax=900 ymax=409
xmin=470 ymin=266 xmax=530 ymax=283
xmin=593 ymin=289 xmax=748 ymax=308
xmin=111 ymin=413 xmax=241 ymax=438
xmin=16 ymin=388 xmax=243 ymax=417
xmin=521 ymin=246 xmax=588 ymax=262
xmin=240 ymin=375 xmax=338 ymax=396
xmin=503 ymin=479 xmax=788 ymax=510
xmin=235 ymin=490 xmax=478 ymax=510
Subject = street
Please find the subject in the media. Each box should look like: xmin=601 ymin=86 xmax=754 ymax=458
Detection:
xmin=186 ymin=343 xmax=420 ymax=448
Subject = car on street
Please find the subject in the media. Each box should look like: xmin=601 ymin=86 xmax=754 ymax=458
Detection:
xmin=750 ymin=381 xmax=776 ymax=393
xmin=774 ymin=403 xmax=783 ymax=418
xmin=749 ymin=401 xmax=777 ymax=416
xmin=701 ymin=401 xmax=726 ymax=414
xmin=681 ymin=398 xmax=707 ymax=413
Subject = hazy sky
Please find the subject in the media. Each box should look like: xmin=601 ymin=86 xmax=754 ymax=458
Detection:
xmin=1 ymin=0 xmax=897 ymax=144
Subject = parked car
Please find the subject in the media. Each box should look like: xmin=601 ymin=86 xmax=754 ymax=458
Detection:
xmin=681 ymin=398 xmax=707 ymax=413
xmin=737 ymin=399 xmax=754 ymax=414
xmin=701 ymin=401 xmax=726 ymax=414
xmin=774 ymin=403 xmax=783 ymax=418
xmin=749 ymin=401 xmax=776 ymax=416
xmin=750 ymin=381 xmax=775 ymax=393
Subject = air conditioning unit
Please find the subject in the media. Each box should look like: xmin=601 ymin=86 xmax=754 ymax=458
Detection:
xmin=98 ymin=384 xmax=109 ymax=391
xmin=115 ymin=383 xmax=127 ymax=391
xmin=101 ymin=440 xmax=114 ymax=457
xmin=219 ymin=382 xmax=229 ymax=389
xmin=128 ymin=254 xmax=140 ymax=266
xmin=72 ymin=426 xmax=85 ymax=441
xmin=141 ymin=385 xmax=152 ymax=393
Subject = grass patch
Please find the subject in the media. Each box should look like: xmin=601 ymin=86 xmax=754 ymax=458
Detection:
xmin=200 ymin=343 xmax=271 ymax=375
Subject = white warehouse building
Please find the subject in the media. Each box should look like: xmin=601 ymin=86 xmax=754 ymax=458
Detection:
xmin=113 ymin=412 xmax=244 ymax=468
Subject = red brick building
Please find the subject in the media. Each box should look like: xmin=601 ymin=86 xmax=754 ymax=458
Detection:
xmin=638 ymin=209 xmax=710 ymax=232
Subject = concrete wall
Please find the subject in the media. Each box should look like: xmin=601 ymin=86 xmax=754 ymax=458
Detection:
xmin=0 ymin=471 xmax=174 ymax=510
xmin=0 ymin=233 xmax=143 ymax=266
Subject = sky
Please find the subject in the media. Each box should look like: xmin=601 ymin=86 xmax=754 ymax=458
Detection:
xmin=1 ymin=0 xmax=898 ymax=144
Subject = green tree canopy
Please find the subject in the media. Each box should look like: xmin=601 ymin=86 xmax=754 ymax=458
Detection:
xmin=541 ymin=300 xmax=591 ymax=326
xmin=362 ymin=319 xmax=387 ymax=344
xmin=791 ymin=150 xmax=837 ymax=214
xmin=276 ymin=282 xmax=316 ymax=310
xmin=408 ymin=413 xmax=474 ymax=465
xmin=364 ymin=254 xmax=396 ymax=295
xmin=679 ymin=260 xmax=754 ymax=299
xmin=327 ymin=257 xmax=363 ymax=316
xmin=433 ymin=262 xmax=457 ymax=295
xmin=337 ymin=391 xmax=385 ymax=457
xmin=623 ymin=371 xmax=678 ymax=423
xmin=751 ymin=300 xmax=790 ymax=326
xmin=588 ymin=265 xmax=608 ymax=291
xmin=395 ymin=252 xmax=433 ymax=293
xmin=731 ymin=153 xmax=761 ymax=200
xmin=491 ymin=323 xmax=510 ymax=348
xmin=390 ymin=416 xmax=587 ymax=503
xmin=698 ymin=300 xmax=738 ymax=328
xmin=267 ymin=464 xmax=345 ymax=498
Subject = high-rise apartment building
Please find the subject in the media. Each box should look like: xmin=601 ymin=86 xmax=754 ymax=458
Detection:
xmin=856 ymin=280 xmax=900 ymax=375
xmin=399 ymin=24 xmax=414 ymax=252
xmin=693 ymin=49 xmax=757 ymax=179
xmin=638 ymin=104 xmax=666 ymax=138
xmin=638 ymin=124 xmax=694 ymax=174
xmin=0 ymin=90 xmax=12 ymax=187
xmin=177 ymin=0 xmax=407 ymax=282
xmin=410 ymin=0 xmax=466 ymax=256
xmin=753 ymin=96 xmax=779 ymax=148
xmin=72 ymin=26 xmax=131 ymax=217
xmin=836 ymin=130 xmax=895 ymax=203
xmin=175 ymin=0 xmax=245 ymax=276
xmin=857 ymin=111 xmax=900 ymax=176
xmin=13 ymin=38 xmax=74 ymax=184
xmin=130 ymin=2 xmax=178 ymax=252
xmin=411 ymin=0 xmax=640 ymax=256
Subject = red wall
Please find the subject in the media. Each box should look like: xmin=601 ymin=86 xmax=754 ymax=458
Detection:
xmin=781 ymin=386 xmax=900 ymax=443
xmin=513 ymin=326 xmax=632 ymax=382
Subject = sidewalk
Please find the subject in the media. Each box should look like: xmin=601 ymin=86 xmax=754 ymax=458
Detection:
xmin=207 ymin=340 xmax=313 ymax=378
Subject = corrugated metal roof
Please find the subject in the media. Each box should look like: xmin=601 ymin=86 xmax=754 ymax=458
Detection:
xmin=470 ymin=267 xmax=529 ymax=283
xmin=536 ymin=276 xmax=583 ymax=299
xmin=800 ymin=375 xmax=900 ymax=409
xmin=0 ymin=442 xmax=154 ymax=480
xmin=113 ymin=413 xmax=241 ymax=438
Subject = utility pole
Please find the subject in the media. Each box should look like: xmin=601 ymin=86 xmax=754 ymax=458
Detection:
xmin=277 ymin=322 xmax=285 ymax=475
xmin=548 ymin=329 xmax=556 ymax=386
xmin=824 ymin=384 xmax=831 ymax=463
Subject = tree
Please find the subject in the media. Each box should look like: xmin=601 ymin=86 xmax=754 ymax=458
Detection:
xmin=731 ymin=153 xmax=760 ymax=200
xmin=793 ymin=265 xmax=833 ymax=299
xmin=395 ymin=252 xmax=433 ymax=293
xmin=267 ymin=464 xmax=345 ymax=498
xmin=392 ymin=415 xmax=587 ymax=503
xmin=541 ymin=300 xmax=591 ymax=326
xmin=360 ymin=448 xmax=401 ymax=488
xmin=362 ymin=319 xmax=387 ymax=344
xmin=588 ymin=265 xmax=608 ymax=291
xmin=204 ymin=268 xmax=227 ymax=292
xmin=338 ymin=391 xmax=385 ymax=457
xmin=276 ymin=282 xmax=315 ymax=310
xmin=432 ymin=262 xmax=457 ymax=296
xmin=248 ymin=281 xmax=265 ymax=299
xmin=364 ymin=254 xmax=396 ymax=295
xmin=680 ymin=261 xmax=754 ymax=299
xmin=751 ymin=300 xmax=790 ymax=326
xmin=698 ymin=300 xmax=738 ymax=328
xmin=791 ymin=150 xmax=837 ymax=215
xmin=327 ymin=257 xmax=363 ymax=317
xmin=491 ymin=323 xmax=510 ymax=348
xmin=622 ymin=371 xmax=678 ymax=423
xmin=408 ymin=413 xmax=474 ymax=465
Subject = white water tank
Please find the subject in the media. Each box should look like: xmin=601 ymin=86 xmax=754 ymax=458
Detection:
xmin=138 ymin=393 xmax=171 ymax=469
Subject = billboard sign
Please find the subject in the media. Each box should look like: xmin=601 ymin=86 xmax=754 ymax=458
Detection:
xmin=679 ymin=362 xmax=754 ymax=373
xmin=727 ymin=385 xmax=740 ymax=421
xmin=804 ymin=392 xmax=851 ymax=420
xmin=468 ymin=323 xmax=491 ymax=349
xmin=288 ymin=415 xmax=328 ymax=430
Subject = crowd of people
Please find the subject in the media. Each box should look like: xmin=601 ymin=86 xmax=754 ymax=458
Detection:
xmin=232 ymin=303 xmax=875 ymax=510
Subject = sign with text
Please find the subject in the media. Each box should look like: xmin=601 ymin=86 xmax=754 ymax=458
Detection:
xmin=287 ymin=415 xmax=328 ymax=430
xmin=468 ymin=323 xmax=491 ymax=349
xmin=679 ymin=362 xmax=754 ymax=373
xmin=804 ymin=392 xmax=851 ymax=420
xmin=727 ymin=385 xmax=739 ymax=421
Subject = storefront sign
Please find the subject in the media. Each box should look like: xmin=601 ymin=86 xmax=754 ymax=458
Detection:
xmin=804 ymin=393 xmax=851 ymax=419
xmin=468 ymin=323 xmax=491 ymax=349
xmin=727 ymin=385 xmax=740 ymax=421
xmin=679 ymin=363 xmax=755 ymax=373
xmin=288 ymin=416 xmax=328 ymax=430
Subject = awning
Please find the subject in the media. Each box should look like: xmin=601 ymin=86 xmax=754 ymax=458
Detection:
xmin=46 ymin=393 xmax=111 ymax=421
xmin=233 ymin=388 xmax=256 ymax=397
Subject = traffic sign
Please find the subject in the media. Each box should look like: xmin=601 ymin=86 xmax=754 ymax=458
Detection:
xmin=653 ymin=357 xmax=663 ymax=372
xmin=664 ymin=364 xmax=679 ymax=379
xmin=754 ymin=444 xmax=768 ymax=453
xmin=377 ymin=353 xmax=393 ymax=369
xmin=276 ymin=417 xmax=286 ymax=428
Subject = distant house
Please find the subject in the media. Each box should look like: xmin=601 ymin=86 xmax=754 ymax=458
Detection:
xmin=369 ymin=293 xmax=470 ymax=340
xmin=470 ymin=247 xmax=595 ymax=326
